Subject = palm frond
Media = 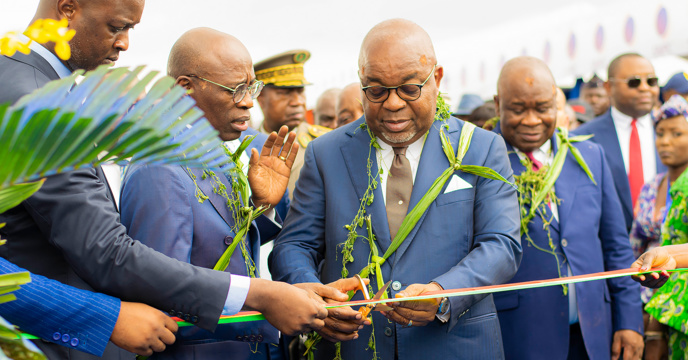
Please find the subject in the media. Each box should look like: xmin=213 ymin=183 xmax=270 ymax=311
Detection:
xmin=0 ymin=64 xmax=234 ymax=189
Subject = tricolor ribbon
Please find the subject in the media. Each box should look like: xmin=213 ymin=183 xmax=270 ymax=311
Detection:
xmin=17 ymin=267 xmax=683 ymax=340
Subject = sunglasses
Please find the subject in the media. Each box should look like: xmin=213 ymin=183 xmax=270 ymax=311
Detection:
xmin=361 ymin=64 xmax=436 ymax=103
xmin=610 ymin=75 xmax=659 ymax=88
xmin=187 ymin=75 xmax=264 ymax=104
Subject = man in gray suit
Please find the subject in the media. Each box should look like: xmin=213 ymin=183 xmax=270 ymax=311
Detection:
xmin=0 ymin=1 xmax=329 ymax=359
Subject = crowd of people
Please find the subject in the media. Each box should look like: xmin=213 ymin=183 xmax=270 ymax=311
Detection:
xmin=2 ymin=0 xmax=688 ymax=360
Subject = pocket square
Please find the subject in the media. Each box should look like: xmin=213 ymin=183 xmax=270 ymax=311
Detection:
xmin=444 ymin=174 xmax=473 ymax=193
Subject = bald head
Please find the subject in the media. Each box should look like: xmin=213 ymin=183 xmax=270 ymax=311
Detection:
xmin=168 ymin=27 xmax=251 ymax=79
xmin=314 ymin=88 xmax=341 ymax=128
xmin=497 ymin=56 xmax=556 ymax=96
xmin=168 ymin=28 xmax=256 ymax=142
xmin=496 ymin=56 xmax=558 ymax=152
xmin=357 ymin=19 xmax=443 ymax=146
xmin=358 ymin=19 xmax=437 ymax=77
xmin=336 ymin=82 xmax=364 ymax=128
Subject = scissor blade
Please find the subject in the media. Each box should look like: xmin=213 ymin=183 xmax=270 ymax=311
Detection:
xmin=372 ymin=280 xmax=392 ymax=300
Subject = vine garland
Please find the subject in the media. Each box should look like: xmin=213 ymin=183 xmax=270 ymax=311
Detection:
xmin=513 ymin=128 xmax=596 ymax=294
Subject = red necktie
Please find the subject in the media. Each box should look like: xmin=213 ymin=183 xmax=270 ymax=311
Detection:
xmin=628 ymin=119 xmax=644 ymax=209
xmin=525 ymin=152 xmax=543 ymax=171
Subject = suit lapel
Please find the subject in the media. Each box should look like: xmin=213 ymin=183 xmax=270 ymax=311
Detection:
xmin=594 ymin=114 xmax=633 ymax=219
xmin=184 ymin=167 xmax=236 ymax=228
xmin=341 ymin=124 xmax=392 ymax=251
xmin=392 ymin=121 xmax=456 ymax=266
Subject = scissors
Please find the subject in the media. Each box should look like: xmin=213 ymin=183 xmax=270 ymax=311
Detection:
xmin=354 ymin=275 xmax=392 ymax=318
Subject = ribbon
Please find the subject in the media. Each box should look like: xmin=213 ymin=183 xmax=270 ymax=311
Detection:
xmin=15 ymin=267 xmax=682 ymax=341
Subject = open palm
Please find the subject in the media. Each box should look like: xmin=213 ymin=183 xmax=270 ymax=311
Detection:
xmin=248 ymin=126 xmax=299 ymax=208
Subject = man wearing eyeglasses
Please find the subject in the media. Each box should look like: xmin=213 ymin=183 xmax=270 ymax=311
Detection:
xmin=575 ymin=53 xmax=666 ymax=232
xmin=119 ymin=28 xmax=358 ymax=360
xmin=271 ymin=19 xmax=521 ymax=359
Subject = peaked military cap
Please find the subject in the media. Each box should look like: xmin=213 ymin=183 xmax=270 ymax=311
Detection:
xmin=254 ymin=49 xmax=311 ymax=88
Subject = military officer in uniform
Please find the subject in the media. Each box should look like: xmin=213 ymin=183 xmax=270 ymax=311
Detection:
xmin=254 ymin=49 xmax=330 ymax=199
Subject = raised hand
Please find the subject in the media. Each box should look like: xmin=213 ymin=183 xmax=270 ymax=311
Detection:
xmin=384 ymin=283 xmax=442 ymax=328
xmin=248 ymin=125 xmax=298 ymax=208
xmin=243 ymin=278 xmax=327 ymax=336
xmin=110 ymin=301 xmax=178 ymax=356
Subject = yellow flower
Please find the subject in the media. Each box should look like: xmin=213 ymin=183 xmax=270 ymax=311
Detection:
xmin=23 ymin=18 xmax=75 ymax=60
xmin=0 ymin=31 xmax=31 ymax=57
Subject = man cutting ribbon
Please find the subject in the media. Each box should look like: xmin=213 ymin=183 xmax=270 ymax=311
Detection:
xmin=270 ymin=19 xmax=522 ymax=360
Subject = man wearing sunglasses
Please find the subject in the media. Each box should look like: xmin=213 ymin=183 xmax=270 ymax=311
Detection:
xmin=119 ymin=28 xmax=357 ymax=360
xmin=575 ymin=53 xmax=666 ymax=232
xmin=271 ymin=19 xmax=521 ymax=359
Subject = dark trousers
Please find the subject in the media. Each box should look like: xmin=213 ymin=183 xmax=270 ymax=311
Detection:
xmin=568 ymin=323 xmax=590 ymax=360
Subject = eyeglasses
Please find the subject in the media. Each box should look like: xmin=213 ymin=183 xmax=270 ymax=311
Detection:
xmin=187 ymin=75 xmax=264 ymax=103
xmin=361 ymin=64 xmax=436 ymax=103
xmin=609 ymin=75 xmax=659 ymax=88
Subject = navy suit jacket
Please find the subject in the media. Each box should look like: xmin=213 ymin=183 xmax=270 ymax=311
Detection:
xmin=493 ymin=128 xmax=643 ymax=359
xmin=120 ymin=129 xmax=289 ymax=360
xmin=574 ymin=111 xmax=666 ymax=231
xmin=270 ymin=117 xmax=522 ymax=360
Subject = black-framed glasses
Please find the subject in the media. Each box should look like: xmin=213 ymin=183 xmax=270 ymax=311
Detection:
xmin=361 ymin=64 xmax=436 ymax=103
xmin=187 ymin=75 xmax=264 ymax=103
xmin=609 ymin=75 xmax=659 ymax=88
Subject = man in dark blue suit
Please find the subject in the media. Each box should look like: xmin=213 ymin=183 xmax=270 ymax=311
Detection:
xmin=493 ymin=56 xmax=644 ymax=359
xmin=574 ymin=54 xmax=665 ymax=231
xmin=120 ymin=28 xmax=352 ymax=360
xmin=270 ymin=19 xmax=522 ymax=360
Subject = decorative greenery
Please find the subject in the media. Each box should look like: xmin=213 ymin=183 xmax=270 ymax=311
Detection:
xmin=514 ymin=127 xmax=595 ymax=294
xmin=207 ymin=135 xmax=267 ymax=276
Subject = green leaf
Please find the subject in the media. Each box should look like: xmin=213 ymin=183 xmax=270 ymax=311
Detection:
xmin=439 ymin=128 xmax=455 ymax=164
xmin=459 ymin=165 xmax=514 ymax=187
xmin=456 ymin=122 xmax=476 ymax=166
xmin=0 ymin=181 xmax=45 ymax=214
xmin=567 ymin=144 xmax=597 ymax=185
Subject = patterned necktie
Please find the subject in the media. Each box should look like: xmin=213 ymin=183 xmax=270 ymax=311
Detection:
xmin=386 ymin=146 xmax=413 ymax=240
xmin=628 ymin=118 xmax=644 ymax=209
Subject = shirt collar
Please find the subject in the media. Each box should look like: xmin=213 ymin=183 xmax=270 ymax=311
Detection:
xmin=611 ymin=106 xmax=652 ymax=128
xmin=514 ymin=138 xmax=552 ymax=162
xmin=377 ymin=133 xmax=426 ymax=162
xmin=22 ymin=35 xmax=72 ymax=79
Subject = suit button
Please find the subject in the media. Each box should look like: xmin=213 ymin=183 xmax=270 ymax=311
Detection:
xmin=561 ymin=239 xmax=568 ymax=247
xmin=384 ymin=327 xmax=393 ymax=337
xmin=236 ymin=335 xmax=243 ymax=341
xmin=184 ymin=314 xmax=191 ymax=321
xmin=391 ymin=281 xmax=402 ymax=291
xmin=249 ymin=335 xmax=257 ymax=342
xmin=170 ymin=310 xmax=177 ymax=317
xmin=191 ymin=316 xmax=199 ymax=323
xmin=257 ymin=335 xmax=263 ymax=342
xmin=70 ymin=338 xmax=79 ymax=347
xmin=61 ymin=334 xmax=70 ymax=343
xmin=224 ymin=236 xmax=234 ymax=245
xmin=243 ymin=335 xmax=250 ymax=342
xmin=52 ymin=332 xmax=61 ymax=341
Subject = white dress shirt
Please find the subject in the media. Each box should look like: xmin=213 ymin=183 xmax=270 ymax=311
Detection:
xmin=610 ymin=107 xmax=657 ymax=183
xmin=514 ymin=140 xmax=578 ymax=324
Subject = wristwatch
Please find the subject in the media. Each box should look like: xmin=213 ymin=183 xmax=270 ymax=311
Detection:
xmin=436 ymin=297 xmax=450 ymax=323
